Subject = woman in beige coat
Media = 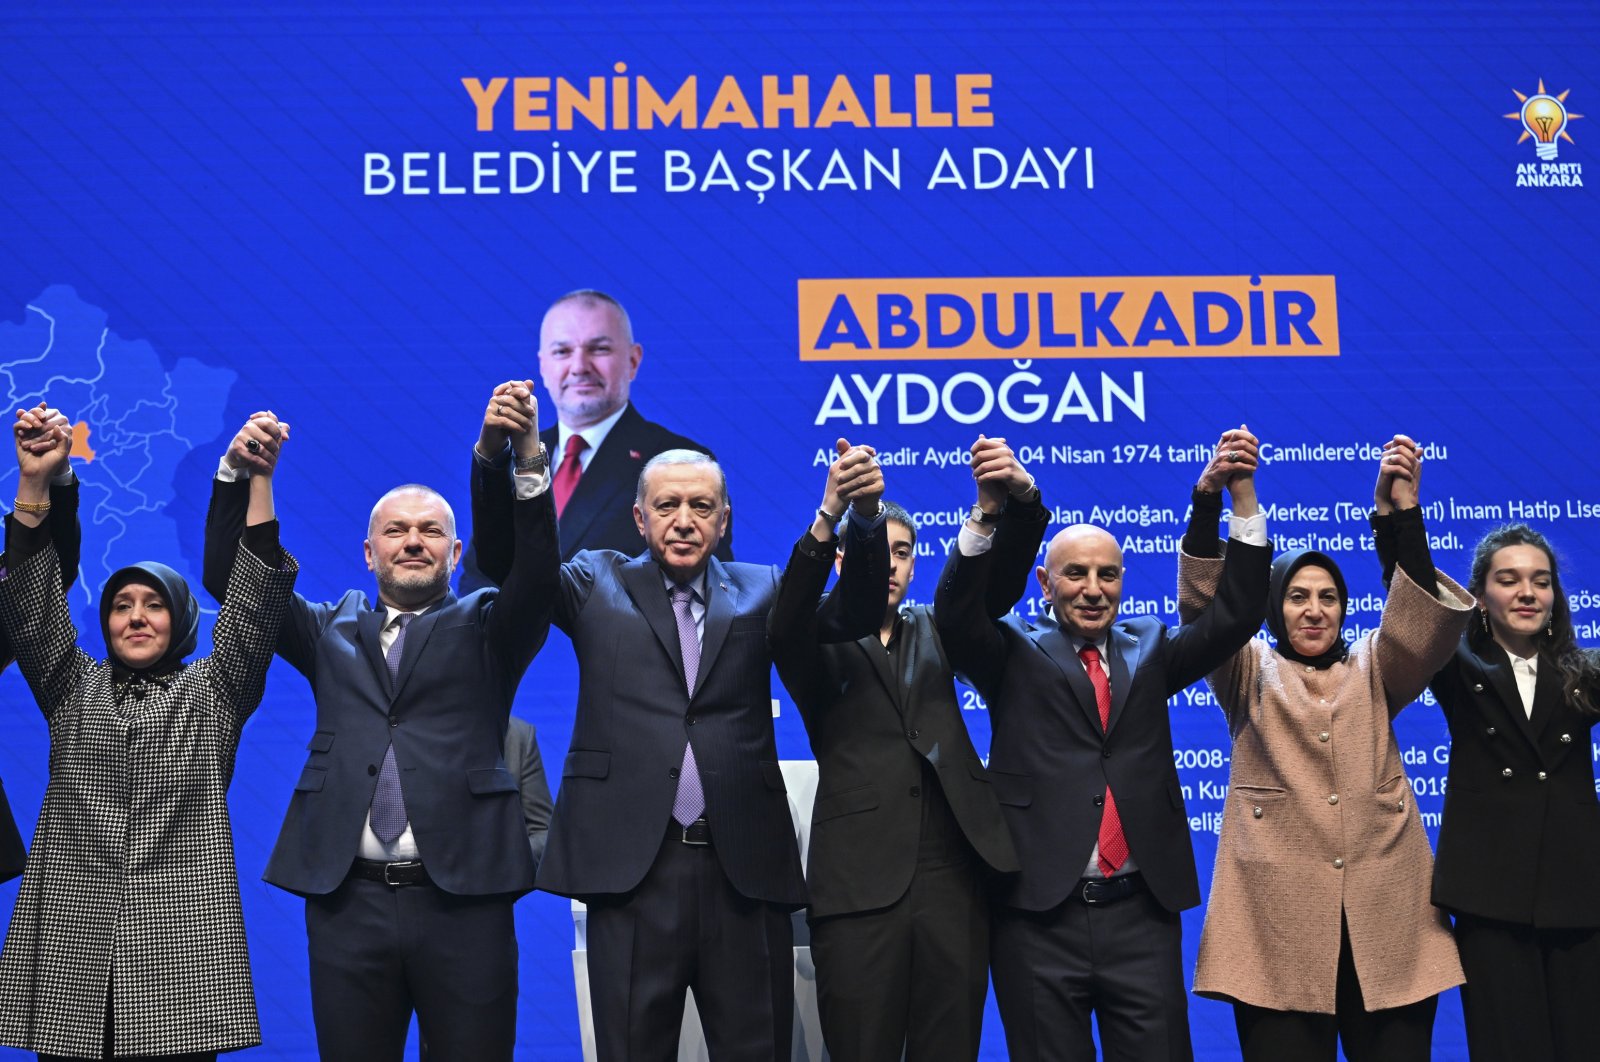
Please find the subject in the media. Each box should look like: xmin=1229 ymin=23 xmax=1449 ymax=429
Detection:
xmin=1182 ymin=435 xmax=1473 ymax=1061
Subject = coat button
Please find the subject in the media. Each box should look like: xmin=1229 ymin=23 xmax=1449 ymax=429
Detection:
xmin=1318 ymin=731 xmax=1330 ymax=743
xmin=1502 ymin=768 xmax=1513 ymax=779
xmin=1397 ymin=798 xmax=1405 ymax=812
xmin=1333 ymin=858 xmax=1344 ymax=869
xmin=367 ymin=764 xmax=377 ymax=777
xmin=669 ymin=767 xmax=680 ymax=779
xmin=906 ymin=729 xmax=919 ymax=740
xmin=1538 ymin=771 xmax=1549 ymax=782
xmin=686 ymin=717 xmax=698 ymax=726
xmin=1561 ymin=733 xmax=1573 ymax=744
xmin=1473 ymin=683 xmax=1485 ymax=692
xmin=1328 ymin=794 xmax=1339 ymax=805
xmin=909 ymin=786 xmax=921 ymax=798
xmin=1486 ymin=727 xmax=1496 ymax=736
xmin=1093 ymin=795 xmax=1104 ymax=807
xmin=1252 ymin=806 xmax=1263 ymax=818
xmin=388 ymin=714 xmax=398 ymax=727
xmin=1102 ymin=749 xmax=1111 ymax=759
xmin=1306 ymin=666 xmax=1315 ymax=673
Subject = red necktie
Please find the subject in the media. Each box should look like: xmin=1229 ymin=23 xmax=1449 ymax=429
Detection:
xmin=1080 ymin=645 xmax=1129 ymax=876
xmin=552 ymin=436 xmax=587 ymax=517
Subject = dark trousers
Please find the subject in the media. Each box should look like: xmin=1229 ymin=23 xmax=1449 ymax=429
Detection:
xmin=1453 ymin=912 xmax=1600 ymax=1062
xmin=991 ymin=877 xmax=1191 ymax=1062
xmin=1233 ymin=916 xmax=1437 ymax=1062
xmin=585 ymin=825 xmax=794 ymax=1062
xmin=305 ymin=875 xmax=517 ymax=1062
xmin=810 ymin=783 xmax=990 ymax=1061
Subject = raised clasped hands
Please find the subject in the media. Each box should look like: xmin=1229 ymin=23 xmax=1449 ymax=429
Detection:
xmin=225 ymin=411 xmax=290 ymax=477
xmin=480 ymin=379 xmax=539 ymax=462
xmin=13 ymin=402 xmax=72 ymax=481
xmin=968 ymin=434 xmax=1032 ymax=515
xmin=1375 ymin=434 xmax=1422 ymax=513
xmin=1197 ymin=425 xmax=1259 ymax=494
xmin=822 ymin=438 xmax=884 ymax=519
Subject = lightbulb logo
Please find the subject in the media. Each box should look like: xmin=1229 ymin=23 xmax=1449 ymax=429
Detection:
xmin=1505 ymin=80 xmax=1582 ymax=161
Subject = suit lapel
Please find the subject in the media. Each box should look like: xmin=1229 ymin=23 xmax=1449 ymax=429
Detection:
xmin=1478 ymin=650 xmax=1540 ymax=747
xmin=1105 ymin=626 xmax=1142 ymax=734
xmin=696 ymin=559 xmax=735 ymax=700
xmin=1034 ymin=625 xmax=1101 ymax=732
xmin=620 ymin=556 xmax=685 ymax=682
xmin=1529 ymin=653 xmax=1564 ymax=743
xmin=356 ymin=608 xmax=392 ymax=700
xmin=851 ymin=632 xmax=902 ymax=712
xmin=390 ymin=597 xmax=454 ymax=700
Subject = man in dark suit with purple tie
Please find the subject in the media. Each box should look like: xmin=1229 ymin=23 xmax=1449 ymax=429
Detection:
xmin=470 ymin=418 xmax=889 ymax=1059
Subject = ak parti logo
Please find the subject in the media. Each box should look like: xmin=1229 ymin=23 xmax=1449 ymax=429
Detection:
xmin=1505 ymin=79 xmax=1582 ymax=161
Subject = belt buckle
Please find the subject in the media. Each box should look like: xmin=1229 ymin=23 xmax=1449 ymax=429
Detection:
xmin=1081 ymin=879 xmax=1100 ymax=905
xmin=383 ymin=860 xmax=421 ymax=886
xmin=680 ymin=819 xmax=710 ymax=847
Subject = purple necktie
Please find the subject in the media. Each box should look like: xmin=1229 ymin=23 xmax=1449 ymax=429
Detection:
xmin=371 ymin=613 xmax=413 ymax=843
xmin=670 ymin=585 xmax=706 ymax=827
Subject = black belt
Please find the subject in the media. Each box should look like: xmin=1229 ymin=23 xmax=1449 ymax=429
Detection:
xmin=350 ymin=859 xmax=432 ymax=887
xmin=677 ymin=818 xmax=711 ymax=846
xmin=1076 ymin=872 xmax=1144 ymax=906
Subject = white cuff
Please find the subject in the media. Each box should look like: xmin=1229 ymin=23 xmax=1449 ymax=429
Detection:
xmin=216 ymin=456 xmax=246 ymax=482
xmin=511 ymin=466 xmax=550 ymax=499
xmin=1227 ymin=511 xmax=1268 ymax=547
xmin=958 ymin=523 xmax=995 ymax=556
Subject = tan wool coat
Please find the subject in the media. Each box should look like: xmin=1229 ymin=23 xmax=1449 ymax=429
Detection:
xmin=1181 ymin=555 xmax=1473 ymax=1013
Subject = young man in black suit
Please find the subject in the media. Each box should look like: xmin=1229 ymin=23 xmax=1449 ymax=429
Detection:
xmin=769 ymin=436 xmax=1039 ymax=1060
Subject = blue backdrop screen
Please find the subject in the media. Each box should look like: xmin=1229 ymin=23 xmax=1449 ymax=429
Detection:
xmin=1 ymin=3 xmax=1596 ymax=1057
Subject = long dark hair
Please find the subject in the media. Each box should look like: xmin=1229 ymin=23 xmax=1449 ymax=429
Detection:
xmin=1467 ymin=523 xmax=1600 ymax=716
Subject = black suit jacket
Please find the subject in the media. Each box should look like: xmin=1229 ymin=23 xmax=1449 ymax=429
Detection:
xmin=772 ymin=587 xmax=1019 ymax=920
xmin=1431 ymin=637 xmax=1600 ymax=928
xmin=459 ymin=403 xmax=731 ymax=591
xmin=469 ymin=457 xmax=887 ymax=907
xmin=0 ymin=478 xmax=83 ymax=883
xmin=934 ymin=497 xmax=1270 ymax=913
xmin=202 ymin=475 xmax=559 ymax=896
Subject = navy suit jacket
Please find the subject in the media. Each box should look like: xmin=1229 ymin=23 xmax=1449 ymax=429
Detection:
xmin=1 ymin=478 xmax=83 ymax=883
xmin=934 ymin=497 xmax=1270 ymax=913
xmin=468 ymin=458 xmax=887 ymax=907
xmin=203 ymin=476 xmax=559 ymax=897
xmin=458 ymin=403 xmax=731 ymax=592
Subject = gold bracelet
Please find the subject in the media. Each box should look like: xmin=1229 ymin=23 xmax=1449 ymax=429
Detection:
xmin=12 ymin=498 xmax=51 ymax=514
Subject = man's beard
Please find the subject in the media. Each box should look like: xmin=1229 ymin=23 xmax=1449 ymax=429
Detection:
xmin=380 ymin=561 xmax=451 ymax=604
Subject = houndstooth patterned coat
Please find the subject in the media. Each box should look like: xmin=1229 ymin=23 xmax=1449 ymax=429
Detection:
xmin=0 ymin=538 xmax=296 ymax=1057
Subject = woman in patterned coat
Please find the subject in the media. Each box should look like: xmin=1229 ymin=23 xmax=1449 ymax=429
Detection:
xmin=1 ymin=405 xmax=82 ymax=885
xmin=0 ymin=407 xmax=296 ymax=1061
xmin=1182 ymin=434 xmax=1473 ymax=1062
